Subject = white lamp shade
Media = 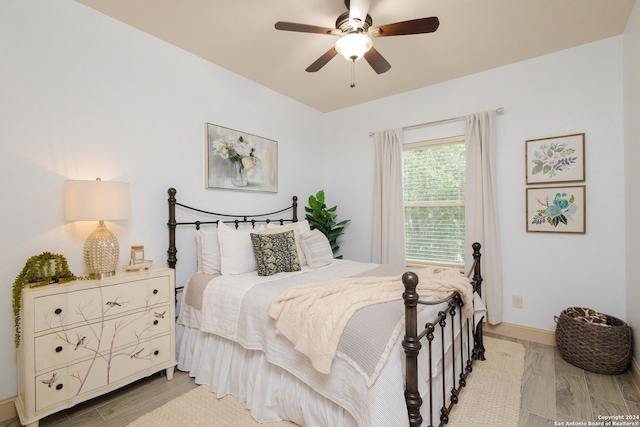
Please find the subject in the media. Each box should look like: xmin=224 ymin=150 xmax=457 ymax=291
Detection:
xmin=64 ymin=180 xmax=130 ymax=221
xmin=335 ymin=33 xmax=373 ymax=61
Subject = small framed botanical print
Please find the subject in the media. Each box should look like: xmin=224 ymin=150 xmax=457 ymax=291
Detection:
xmin=525 ymin=133 xmax=585 ymax=185
xmin=526 ymin=185 xmax=586 ymax=233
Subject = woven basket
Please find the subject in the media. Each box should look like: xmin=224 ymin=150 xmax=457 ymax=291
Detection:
xmin=555 ymin=307 xmax=632 ymax=375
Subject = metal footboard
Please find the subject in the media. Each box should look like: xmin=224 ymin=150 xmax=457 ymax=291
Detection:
xmin=402 ymin=243 xmax=485 ymax=427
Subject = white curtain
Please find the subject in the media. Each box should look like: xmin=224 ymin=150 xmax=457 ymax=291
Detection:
xmin=465 ymin=111 xmax=503 ymax=324
xmin=371 ymin=129 xmax=406 ymax=266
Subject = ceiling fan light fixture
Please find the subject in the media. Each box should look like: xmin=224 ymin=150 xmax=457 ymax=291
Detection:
xmin=335 ymin=33 xmax=372 ymax=61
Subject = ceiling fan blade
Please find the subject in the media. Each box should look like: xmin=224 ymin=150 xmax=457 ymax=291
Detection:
xmin=306 ymin=47 xmax=339 ymax=72
xmin=370 ymin=17 xmax=439 ymax=37
xmin=348 ymin=0 xmax=371 ymax=29
xmin=275 ymin=21 xmax=336 ymax=35
xmin=364 ymin=47 xmax=391 ymax=74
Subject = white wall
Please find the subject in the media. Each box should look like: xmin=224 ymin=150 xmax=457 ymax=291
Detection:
xmin=324 ymin=37 xmax=627 ymax=334
xmin=0 ymin=0 xmax=324 ymax=400
xmin=1 ymin=0 xmax=635 ymax=406
xmin=624 ymin=1 xmax=640 ymax=365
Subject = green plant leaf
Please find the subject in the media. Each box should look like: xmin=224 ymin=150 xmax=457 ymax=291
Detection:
xmin=305 ymin=190 xmax=349 ymax=256
xmin=13 ymin=252 xmax=76 ymax=347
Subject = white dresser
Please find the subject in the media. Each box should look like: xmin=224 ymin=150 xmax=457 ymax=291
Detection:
xmin=14 ymin=268 xmax=177 ymax=427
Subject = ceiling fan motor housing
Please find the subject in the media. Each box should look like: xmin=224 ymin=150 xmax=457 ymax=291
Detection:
xmin=336 ymin=11 xmax=372 ymax=33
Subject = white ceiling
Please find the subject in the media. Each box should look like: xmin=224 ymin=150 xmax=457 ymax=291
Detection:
xmin=75 ymin=0 xmax=635 ymax=113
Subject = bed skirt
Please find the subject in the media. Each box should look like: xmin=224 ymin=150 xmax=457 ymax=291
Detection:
xmin=176 ymin=323 xmax=357 ymax=426
xmin=176 ymin=321 xmax=467 ymax=426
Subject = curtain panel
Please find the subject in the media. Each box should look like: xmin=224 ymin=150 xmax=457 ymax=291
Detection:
xmin=371 ymin=129 xmax=406 ymax=266
xmin=465 ymin=111 xmax=503 ymax=324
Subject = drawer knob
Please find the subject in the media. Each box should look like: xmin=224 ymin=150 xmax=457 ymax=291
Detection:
xmin=56 ymin=384 xmax=63 ymax=391
xmin=55 ymin=346 xmax=63 ymax=353
xmin=54 ymin=308 xmax=62 ymax=315
xmin=153 ymin=289 xmax=158 ymax=295
xmin=153 ymin=320 xmax=159 ymax=325
xmin=154 ymin=350 xmax=159 ymax=356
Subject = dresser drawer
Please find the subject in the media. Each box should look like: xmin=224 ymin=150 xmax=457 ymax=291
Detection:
xmin=34 ymin=333 xmax=172 ymax=412
xmin=34 ymin=304 xmax=172 ymax=372
xmin=33 ymin=275 xmax=171 ymax=332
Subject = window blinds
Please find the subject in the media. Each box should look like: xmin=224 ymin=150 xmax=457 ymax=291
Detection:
xmin=403 ymin=139 xmax=465 ymax=265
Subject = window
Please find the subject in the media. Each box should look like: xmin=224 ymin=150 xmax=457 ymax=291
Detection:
xmin=403 ymin=135 xmax=465 ymax=267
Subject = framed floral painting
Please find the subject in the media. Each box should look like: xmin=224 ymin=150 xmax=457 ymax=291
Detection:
xmin=205 ymin=123 xmax=278 ymax=192
xmin=526 ymin=186 xmax=586 ymax=233
xmin=525 ymin=133 xmax=585 ymax=184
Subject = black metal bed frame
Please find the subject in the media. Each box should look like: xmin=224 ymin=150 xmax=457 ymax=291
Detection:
xmin=166 ymin=187 xmax=485 ymax=427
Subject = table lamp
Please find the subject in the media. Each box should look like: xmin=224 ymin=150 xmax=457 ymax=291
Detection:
xmin=64 ymin=178 xmax=130 ymax=277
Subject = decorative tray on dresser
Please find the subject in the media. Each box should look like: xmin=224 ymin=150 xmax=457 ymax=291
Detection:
xmin=14 ymin=268 xmax=177 ymax=427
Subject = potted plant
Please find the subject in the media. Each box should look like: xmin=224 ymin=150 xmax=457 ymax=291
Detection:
xmin=305 ymin=190 xmax=350 ymax=257
xmin=13 ymin=252 xmax=76 ymax=347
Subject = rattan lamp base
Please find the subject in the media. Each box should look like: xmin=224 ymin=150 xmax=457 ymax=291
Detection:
xmin=83 ymin=221 xmax=119 ymax=278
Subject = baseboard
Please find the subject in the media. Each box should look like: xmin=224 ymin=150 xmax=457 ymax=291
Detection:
xmin=0 ymin=395 xmax=16 ymax=423
xmin=484 ymin=321 xmax=556 ymax=346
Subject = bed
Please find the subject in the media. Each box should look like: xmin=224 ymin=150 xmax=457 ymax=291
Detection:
xmin=167 ymin=188 xmax=486 ymax=427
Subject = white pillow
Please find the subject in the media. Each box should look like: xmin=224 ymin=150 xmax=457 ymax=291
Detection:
xmin=300 ymin=229 xmax=334 ymax=268
xmin=263 ymin=221 xmax=310 ymax=266
xmin=296 ymin=219 xmax=311 ymax=234
xmin=195 ymin=229 xmax=221 ymax=274
xmin=217 ymin=221 xmax=259 ymax=275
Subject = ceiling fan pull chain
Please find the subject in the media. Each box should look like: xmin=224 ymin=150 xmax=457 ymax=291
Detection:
xmin=350 ymin=60 xmax=356 ymax=88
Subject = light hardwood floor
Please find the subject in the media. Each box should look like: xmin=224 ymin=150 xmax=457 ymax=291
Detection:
xmin=2 ymin=335 xmax=639 ymax=427
xmin=513 ymin=336 xmax=640 ymax=426
xmin=0 ymin=371 xmax=199 ymax=427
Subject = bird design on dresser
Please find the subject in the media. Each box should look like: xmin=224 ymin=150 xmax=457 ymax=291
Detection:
xmin=40 ymin=372 xmax=58 ymax=388
xmin=130 ymin=348 xmax=144 ymax=359
xmin=74 ymin=334 xmax=86 ymax=350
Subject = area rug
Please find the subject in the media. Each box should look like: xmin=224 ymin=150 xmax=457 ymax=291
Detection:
xmin=126 ymin=385 xmax=299 ymax=427
xmin=128 ymin=336 xmax=524 ymax=427
xmin=447 ymin=336 xmax=526 ymax=427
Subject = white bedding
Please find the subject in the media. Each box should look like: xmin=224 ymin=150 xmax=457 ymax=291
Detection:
xmin=176 ymin=260 xmax=486 ymax=426
xmin=199 ymin=260 xmax=378 ymax=341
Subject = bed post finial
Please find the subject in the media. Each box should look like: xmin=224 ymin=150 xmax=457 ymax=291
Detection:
xmin=471 ymin=242 xmax=482 ymax=297
xmin=167 ymin=188 xmax=177 ymax=269
xmin=471 ymin=242 xmax=485 ymax=361
xmin=402 ymin=271 xmax=423 ymax=427
xmin=292 ymin=196 xmax=298 ymax=222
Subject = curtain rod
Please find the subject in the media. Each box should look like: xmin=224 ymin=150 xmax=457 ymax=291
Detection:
xmin=369 ymin=107 xmax=504 ymax=137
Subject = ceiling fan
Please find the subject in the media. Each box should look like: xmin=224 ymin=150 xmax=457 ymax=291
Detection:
xmin=274 ymin=0 xmax=439 ymax=75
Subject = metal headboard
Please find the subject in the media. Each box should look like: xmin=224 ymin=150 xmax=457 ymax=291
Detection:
xmin=166 ymin=187 xmax=298 ymax=269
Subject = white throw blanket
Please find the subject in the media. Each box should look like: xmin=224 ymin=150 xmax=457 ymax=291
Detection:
xmin=268 ymin=266 xmax=473 ymax=374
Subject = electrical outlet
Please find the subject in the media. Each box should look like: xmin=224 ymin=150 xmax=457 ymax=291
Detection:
xmin=512 ymin=295 xmax=523 ymax=309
